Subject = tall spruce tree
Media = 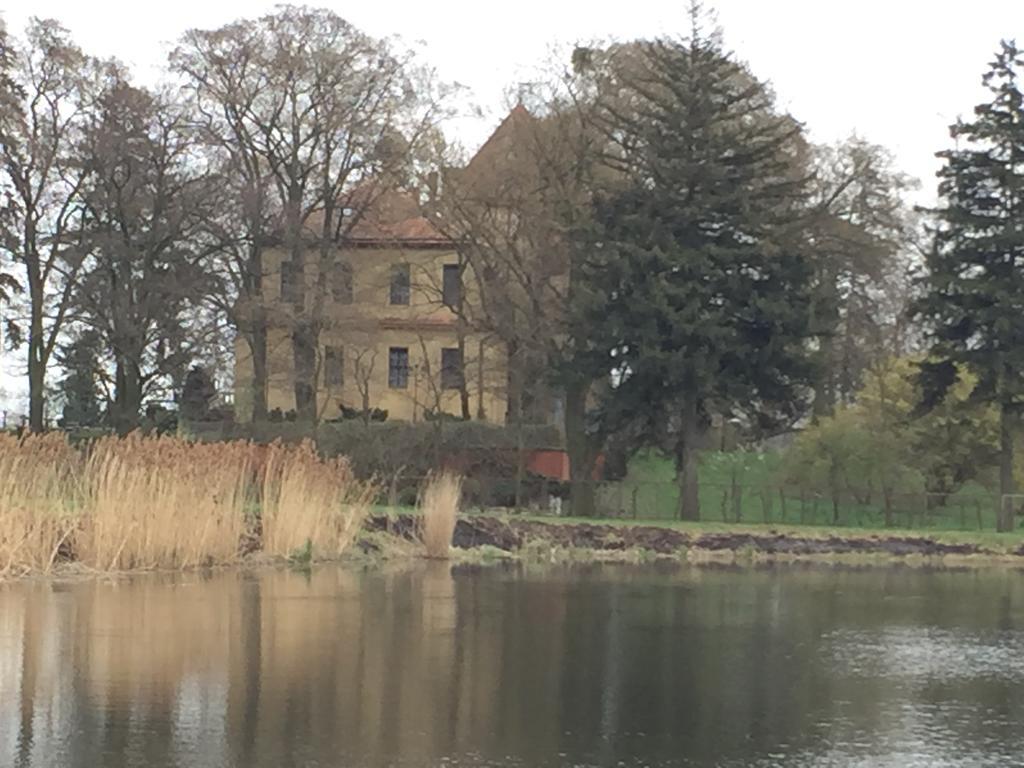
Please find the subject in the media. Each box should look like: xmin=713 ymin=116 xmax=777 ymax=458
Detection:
xmin=57 ymin=331 xmax=103 ymax=428
xmin=583 ymin=8 xmax=815 ymax=520
xmin=915 ymin=41 xmax=1024 ymax=532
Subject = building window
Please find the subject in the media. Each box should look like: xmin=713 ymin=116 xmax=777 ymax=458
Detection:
xmin=332 ymin=260 xmax=353 ymax=304
xmin=390 ymin=264 xmax=410 ymax=305
xmin=324 ymin=346 xmax=343 ymax=387
xmin=441 ymin=348 xmax=463 ymax=390
xmin=442 ymin=264 xmax=461 ymax=308
xmin=388 ymin=347 xmax=409 ymax=389
xmin=280 ymin=260 xmax=300 ymax=305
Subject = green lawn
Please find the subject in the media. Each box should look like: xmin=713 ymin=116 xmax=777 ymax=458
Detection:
xmin=595 ymin=450 xmax=1007 ymax=533
xmin=373 ymin=450 xmax=1014 ymax=535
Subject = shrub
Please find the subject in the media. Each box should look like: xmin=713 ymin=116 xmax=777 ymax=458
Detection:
xmin=330 ymin=404 xmax=388 ymax=423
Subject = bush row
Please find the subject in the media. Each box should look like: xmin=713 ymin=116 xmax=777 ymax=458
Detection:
xmin=184 ymin=420 xmax=563 ymax=481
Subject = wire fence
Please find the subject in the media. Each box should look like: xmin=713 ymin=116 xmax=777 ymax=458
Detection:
xmin=590 ymin=482 xmax=1003 ymax=531
xmin=380 ymin=475 xmax=1011 ymax=532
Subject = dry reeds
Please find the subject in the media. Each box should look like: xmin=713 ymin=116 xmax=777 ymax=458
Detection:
xmin=0 ymin=433 xmax=79 ymax=576
xmin=77 ymin=435 xmax=254 ymax=571
xmin=259 ymin=440 xmax=375 ymax=559
xmin=0 ymin=433 xmax=377 ymax=576
xmin=418 ymin=472 xmax=462 ymax=559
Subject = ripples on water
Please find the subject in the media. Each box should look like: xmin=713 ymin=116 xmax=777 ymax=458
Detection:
xmin=1 ymin=564 xmax=1024 ymax=767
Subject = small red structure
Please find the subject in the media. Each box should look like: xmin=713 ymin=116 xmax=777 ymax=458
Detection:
xmin=526 ymin=449 xmax=604 ymax=482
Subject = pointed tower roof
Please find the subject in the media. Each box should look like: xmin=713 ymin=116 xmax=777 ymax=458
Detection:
xmin=452 ymin=104 xmax=538 ymax=196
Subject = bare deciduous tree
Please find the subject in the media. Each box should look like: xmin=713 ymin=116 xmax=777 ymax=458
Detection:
xmin=437 ymin=47 xmax=615 ymax=515
xmin=351 ymin=345 xmax=378 ymax=424
xmin=172 ymin=7 xmax=450 ymax=425
xmin=806 ymin=136 xmax=919 ymax=416
xmin=0 ymin=19 xmax=98 ymax=430
xmin=72 ymin=75 xmax=220 ymax=432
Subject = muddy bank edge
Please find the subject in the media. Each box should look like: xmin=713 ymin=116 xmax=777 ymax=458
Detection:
xmin=365 ymin=514 xmax=1024 ymax=565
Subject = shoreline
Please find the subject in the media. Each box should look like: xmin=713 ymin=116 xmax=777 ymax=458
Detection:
xmin=366 ymin=513 xmax=1024 ymax=568
xmin=7 ymin=514 xmax=1024 ymax=582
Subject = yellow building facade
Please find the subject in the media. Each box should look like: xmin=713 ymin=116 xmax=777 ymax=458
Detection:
xmin=233 ymin=202 xmax=508 ymax=424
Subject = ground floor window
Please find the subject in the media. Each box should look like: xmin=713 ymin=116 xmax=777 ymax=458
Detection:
xmin=441 ymin=347 xmax=463 ymax=390
xmin=324 ymin=346 xmax=343 ymax=387
xmin=388 ymin=347 xmax=409 ymax=389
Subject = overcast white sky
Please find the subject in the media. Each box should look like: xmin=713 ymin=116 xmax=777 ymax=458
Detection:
xmin=0 ymin=0 xmax=1022 ymax=413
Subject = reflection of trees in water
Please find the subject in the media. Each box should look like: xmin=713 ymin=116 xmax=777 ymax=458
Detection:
xmin=3 ymin=567 xmax=1024 ymax=766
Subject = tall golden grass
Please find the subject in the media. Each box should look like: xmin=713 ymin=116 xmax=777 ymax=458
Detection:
xmin=77 ymin=435 xmax=254 ymax=571
xmin=260 ymin=440 xmax=374 ymax=558
xmin=419 ymin=472 xmax=462 ymax=559
xmin=0 ymin=434 xmax=78 ymax=576
xmin=0 ymin=433 xmax=376 ymax=575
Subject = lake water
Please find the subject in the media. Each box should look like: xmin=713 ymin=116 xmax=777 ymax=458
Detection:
xmin=2 ymin=562 xmax=1024 ymax=767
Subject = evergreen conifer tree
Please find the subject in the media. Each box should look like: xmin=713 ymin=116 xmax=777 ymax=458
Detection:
xmin=57 ymin=331 xmax=103 ymax=428
xmin=180 ymin=366 xmax=217 ymax=423
xmin=583 ymin=6 xmax=815 ymax=520
xmin=915 ymin=41 xmax=1024 ymax=532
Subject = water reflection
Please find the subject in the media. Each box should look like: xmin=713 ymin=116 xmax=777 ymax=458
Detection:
xmin=1 ymin=564 xmax=1024 ymax=767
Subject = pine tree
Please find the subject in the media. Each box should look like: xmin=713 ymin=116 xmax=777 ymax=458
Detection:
xmin=583 ymin=7 xmax=815 ymax=520
xmin=57 ymin=331 xmax=103 ymax=428
xmin=915 ymin=41 xmax=1024 ymax=532
xmin=180 ymin=366 xmax=217 ymax=423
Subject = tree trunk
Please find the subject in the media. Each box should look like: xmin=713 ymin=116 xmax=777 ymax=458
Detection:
xmin=458 ymin=333 xmax=471 ymax=420
xmin=239 ymin=232 xmax=269 ymax=423
xmin=812 ymin=335 xmax=836 ymax=420
xmin=292 ymin=321 xmax=318 ymax=425
xmin=675 ymin=398 xmax=701 ymax=521
xmin=284 ymin=187 xmax=318 ymax=426
xmin=513 ymin=417 xmax=524 ymax=511
xmin=476 ymin=338 xmax=487 ymax=421
xmin=27 ymin=263 xmax=46 ymax=432
xmin=730 ymin=464 xmax=742 ymax=522
xmin=361 ymin=379 xmax=371 ymax=427
xmin=112 ymin=358 xmax=144 ymax=434
xmin=27 ymin=352 xmax=45 ymax=433
xmin=456 ymin=299 xmax=471 ymax=420
xmin=829 ymin=459 xmax=841 ymax=525
xmin=565 ymin=378 xmax=598 ymax=518
xmin=505 ymin=339 xmax=522 ymax=425
xmin=811 ymin=266 xmax=839 ymax=420
xmin=998 ymin=402 xmax=1016 ymax=532
xmin=249 ymin=323 xmax=269 ymax=423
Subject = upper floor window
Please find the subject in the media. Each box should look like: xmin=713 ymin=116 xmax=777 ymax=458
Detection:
xmin=280 ymin=260 xmax=300 ymax=305
xmin=388 ymin=347 xmax=409 ymax=389
xmin=442 ymin=264 xmax=461 ymax=308
xmin=390 ymin=264 xmax=410 ymax=306
xmin=324 ymin=346 xmax=344 ymax=387
xmin=332 ymin=260 xmax=353 ymax=304
xmin=441 ymin=347 xmax=463 ymax=390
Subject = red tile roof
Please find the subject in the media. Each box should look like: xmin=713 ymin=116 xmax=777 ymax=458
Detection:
xmin=345 ymin=188 xmax=447 ymax=244
xmin=303 ymin=186 xmax=449 ymax=247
